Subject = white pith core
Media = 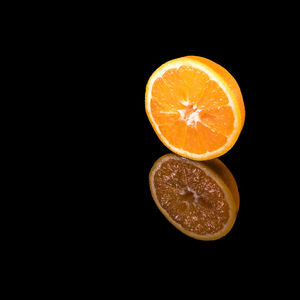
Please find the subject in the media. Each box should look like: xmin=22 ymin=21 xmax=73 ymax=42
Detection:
xmin=178 ymin=104 xmax=200 ymax=127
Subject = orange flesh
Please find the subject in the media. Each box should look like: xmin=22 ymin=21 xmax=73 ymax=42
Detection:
xmin=150 ymin=66 xmax=235 ymax=155
xmin=153 ymin=158 xmax=230 ymax=235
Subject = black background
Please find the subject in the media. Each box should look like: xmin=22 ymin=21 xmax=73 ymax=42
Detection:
xmin=70 ymin=11 xmax=299 ymax=273
xmin=93 ymin=30 xmax=297 ymax=271
xmin=5 ymin=3 xmax=299 ymax=293
xmin=4 ymin=6 xmax=299 ymax=296
xmin=13 ymin=5 xmax=297 ymax=285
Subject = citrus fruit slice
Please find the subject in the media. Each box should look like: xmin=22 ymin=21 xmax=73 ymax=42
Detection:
xmin=145 ymin=56 xmax=245 ymax=160
xmin=149 ymin=153 xmax=239 ymax=240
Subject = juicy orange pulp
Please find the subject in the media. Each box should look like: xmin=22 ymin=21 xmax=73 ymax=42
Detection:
xmin=146 ymin=56 xmax=245 ymax=161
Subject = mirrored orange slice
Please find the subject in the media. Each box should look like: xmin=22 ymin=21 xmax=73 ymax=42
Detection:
xmin=149 ymin=153 xmax=239 ymax=240
xmin=145 ymin=56 xmax=245 ymax=160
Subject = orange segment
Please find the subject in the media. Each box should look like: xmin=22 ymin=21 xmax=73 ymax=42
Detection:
xmin=198 ymin=80 xmax=229 ymax=109
xmin=199 ymin=106 xmax=234 ymax=137
xmin=159 ymin=119 xmax=187 ymax=149
xmin=184 ymin=122 xmax=227 ymax=154
xmin=145 ymin=56 xmax=245 ymax=160
xmin=161 ymin=68 xmax=188 ymax=102
xmin=178 ymin=66 xmax=210 ymax=102
xmin=151 ymin=78 xmax=184 ymax=111
xmin=149 ymin=154 xmax=239 ymax=240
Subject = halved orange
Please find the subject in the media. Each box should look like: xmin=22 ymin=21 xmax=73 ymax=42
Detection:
xmin=149 ymin=153 xmax=239 ymax=240
xmin=145 ymin=56 xmax=245 ymax=160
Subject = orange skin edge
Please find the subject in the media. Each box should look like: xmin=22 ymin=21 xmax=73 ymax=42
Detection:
xmin=200 ymin=158 xmax=240 ymax=212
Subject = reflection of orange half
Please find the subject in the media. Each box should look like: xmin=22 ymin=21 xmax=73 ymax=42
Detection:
xmin=145 ymin=56 xmax=245 ymax=160
xmin=201 ymin=159 xmax=240 ymax=212
xmin=149 ymin=153 xmax=240 ymax=240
